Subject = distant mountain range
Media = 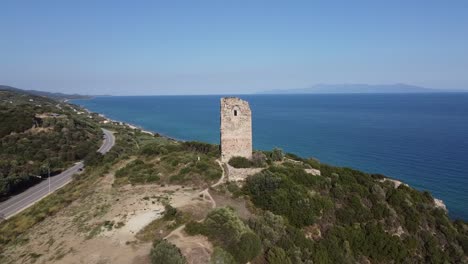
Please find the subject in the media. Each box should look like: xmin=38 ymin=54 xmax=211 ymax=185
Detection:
xmin=260 ymin=83 xmax=462 ymax=94
xmin=0 ymin=85 xmax=92 ymax=100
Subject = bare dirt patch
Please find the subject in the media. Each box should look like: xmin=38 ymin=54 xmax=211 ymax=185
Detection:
xmin=1 ymin=159 xmax=208 ymax=264
xmin=225 ymin=164 xmax=263 ymax=182
xmin=167 ymin=230 xmax=213 ymax=264
xmin=1 ymin=159 xmax=237 ymax=264
xmin=210 ymin=190 xmax=252 ymax=220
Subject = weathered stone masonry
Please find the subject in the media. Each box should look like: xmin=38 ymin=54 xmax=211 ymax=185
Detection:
xmin=220 ymin=97 xmax=252 ymax=162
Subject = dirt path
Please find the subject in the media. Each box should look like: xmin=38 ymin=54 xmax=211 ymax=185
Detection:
xmin=164 ymin=159 xmax=226 ymax=241
xmin=212 ymin=159 xmax=226 ymax=188
xmin=195 ymin=159 xmax=225 ymax=209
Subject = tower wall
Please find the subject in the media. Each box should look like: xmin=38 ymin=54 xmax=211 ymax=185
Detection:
xmin=220 ymin=97 xmax=252 ymax=162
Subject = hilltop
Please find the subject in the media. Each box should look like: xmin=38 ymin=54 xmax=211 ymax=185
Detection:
xmin=0 ymin=85 xmax=92 ymax=101
xmin=0 ymin=90 xmax=466 ymax=264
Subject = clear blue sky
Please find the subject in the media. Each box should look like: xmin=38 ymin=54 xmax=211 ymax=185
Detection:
xmin=1 ymin=0 xmax=467 ymax=95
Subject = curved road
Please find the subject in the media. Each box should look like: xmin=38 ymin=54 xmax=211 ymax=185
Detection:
xmin=98 ymin=128 xmax=115 ymax=154
xmin=0 ymin=128 xmax=115 ymax=220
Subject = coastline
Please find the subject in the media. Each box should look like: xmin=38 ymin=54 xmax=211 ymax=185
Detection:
xmin=70 ymin=101 xmax=449 ymax=214
xmin=73 ymin=103 xmax=182 ymax=142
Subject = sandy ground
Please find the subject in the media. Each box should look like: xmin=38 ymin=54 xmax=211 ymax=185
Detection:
xmin=2 ymin=158 xmax=252 ymax=264
xmin=225 ymin=164 xmax=263 ymax=182
xmin=2 ymin=160 xmax=210 ymax=264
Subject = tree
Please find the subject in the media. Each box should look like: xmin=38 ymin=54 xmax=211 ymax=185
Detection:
xmin=202 ymin=207 xmax=247 ymax=246
xmin=210 ymin=247 xmax=236 ymax=264
xmin=150 ymin=239 xmax=187 ymax=264
xmin=248 ymin=211 xmax=286 ymax=248
xmin=271 ymin=148 xmax=284 ymax=162
xmin=266 ymin=247 xmax=292 ymax=264
xmin=83 ymin=151 xmax=103 ymax=166
xmin=252 ymin=152 xmax=267 ymax=167
xmin=230 ymin=232 xmax=262 ymax=263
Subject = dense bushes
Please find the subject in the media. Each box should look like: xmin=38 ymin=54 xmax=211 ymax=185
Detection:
xmin=150 ymin=239 xmax=186 ymax=264
xmin=210 ymin=247 xmax=236 ymax=264
xmin=241 ymin=163 xmax=468 ymax=263
xmin=270 ymin=148 xmax=284 ymax=161
xmin=0 ymin=106 xmax=34 ymax=138
xmin=186 ymin=207 xmax=261 ymax=263
xmin=243 ymin=169 xmax=332 ymax=227
xmin=229 ymin=232 xmax=261 ymax=263
xmin=228 ymin=156 xmax=253 ymax=168
xmin=228 ymin=153 xmax=267 ymax=168
xmin=181 ymin=141 xmax=220 ymax=157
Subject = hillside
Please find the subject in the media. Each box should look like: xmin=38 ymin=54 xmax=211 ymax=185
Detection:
xmin=0 ymin=89 xmax=101 ymax=199
xmin=0 ymin=115 xmax=466 ymax=263
xmin=0 ymin=85 xmax=92 ymax=100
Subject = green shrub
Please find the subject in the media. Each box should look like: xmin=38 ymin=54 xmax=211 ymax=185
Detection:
xmin=270 ymin=148 xmax=284 ymax=162
xmin=228 ymin=156 xmax=253 ymax=168
xmin=229 ymin=232 xmax=262 ymax=263
xmin=185 ymin=221 xmax=207 ymax=236
xmin=141 ymin=142 xmax=170 ymax=156
xmin=248 ymin=211 xmax=287 ymax=249
xmin=243 ymin=170 xmax=332 ymax=227
xmin=210 ymin=247 xmax=236 ymax=264
xmin=163 ymin=204 xmax=178 ymax=221
xmin=115 ymin=159 xmax=160 ymax=185
xmin=266 ymin=247 xmax=292 ymax=264
xmin=84 ymin=151 xmax=103 ymax=167
xmin=169 ymin=156 xmax=221 ymax=184
xmin=226 ymin=182 xmax=242 ymax=197
xmin=150 ymin=239 xmax=186 ymax=264
xmin=181 ymin=141 xmax=220 ymax=157
xmin=186 ymin=207 xmax=260 ymax=262
xmin=304 ymin=158 xmax=321 ymax=169
xmin=201 ymin=207 xmax=247 ymax=246
xmin=252 ymin=152 xmax=267 ymax=167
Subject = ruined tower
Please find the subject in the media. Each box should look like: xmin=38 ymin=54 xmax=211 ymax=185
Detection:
xmin=220 ymin=97 xmax=252 ymax=162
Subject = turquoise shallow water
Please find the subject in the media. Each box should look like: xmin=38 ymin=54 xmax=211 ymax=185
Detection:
xmin=72 ymin=93 xmax=468 ymax=220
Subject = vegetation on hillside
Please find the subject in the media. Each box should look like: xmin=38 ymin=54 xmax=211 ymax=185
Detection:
xmin=186 ymin=207 xmax=262 ymax=263
xmin=115 ymin=140 xmax=222 ymax=187
xmin=0 ymin=85 xmax=91 ymax=101
xmin=0 ymin=90 xmax=101 ymax=198
xmin=241 ymin=162 xmax=467 ymax=263
xmin=228 ymin=152 xmax=267 ymax=168
xmin=0 ymin=89 xmax=466 ymax=263
xmin=0 ymin=123 xmax=159 ymax=250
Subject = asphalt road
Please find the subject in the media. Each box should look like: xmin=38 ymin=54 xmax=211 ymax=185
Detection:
xmin=98 ymin=128 xmax=115 ymax=154
xmin=0 ymin=128 xmax=115 ymax=220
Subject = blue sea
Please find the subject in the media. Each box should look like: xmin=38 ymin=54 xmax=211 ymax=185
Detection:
xmin=72 ymin=93 xmax=468 ymax=220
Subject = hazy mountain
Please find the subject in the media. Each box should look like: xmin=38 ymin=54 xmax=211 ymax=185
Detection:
xmin=260 ymin=83 xmax=443 ymax=94
xmin=0 ymin=85 xmax=92 ymax=100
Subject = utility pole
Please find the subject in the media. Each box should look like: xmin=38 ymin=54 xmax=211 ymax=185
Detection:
xmin=48 ymin=166 xmax=51 ymax=194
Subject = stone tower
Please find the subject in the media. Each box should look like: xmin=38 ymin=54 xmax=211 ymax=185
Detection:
xmin=220 ymin=97 xmax=252 ymax=162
